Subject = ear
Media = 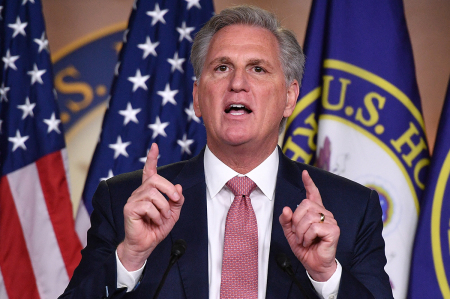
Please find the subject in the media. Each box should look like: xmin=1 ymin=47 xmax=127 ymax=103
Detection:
xmin=283 ymin=79 xmax=299 ymax=118
xmin=192 ymin=81 xmax=202 ymax=117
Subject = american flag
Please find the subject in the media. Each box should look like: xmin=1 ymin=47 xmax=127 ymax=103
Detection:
xmin=0 ymin=0 xmax=82 ymax=298
xmin=77 ymin=0 xmax=214 ymax=243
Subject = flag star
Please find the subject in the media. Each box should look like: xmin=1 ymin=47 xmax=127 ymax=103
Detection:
xmin=177 ymin=134 xmax=194 ymax=155
xmin=34 ymin=32 xmax=49 ymax=53
xmin=0 ymin=7 xmax=3 ymax=20
xmin=128 ymin=69 xmax=150 ymax=92
xmin=8 ymin=17 xmax=27 ymax=38
xmin=139 ymin=149 xmax=149 ymax=163
xmin=27 ymin=63 xmax=46 ymax=85
xmin=185 ymin=0 xmax=201 ymax=10
xmin=157 ymin=83 xmax=178 ymax=106
xmin=109 ymin=136 xmax=131 ymax=159
xmin=0 ymin=83 xmax=10 ymax=102
xmin=146 ymin=3 xmax=169 ymax=26
xmin=17 ymin=97 xmax=36 ymax=119
xmin=167 ymin=52 xmax=185 ymax=73
xmin=118 ymin=102 xmax=141 ymax=125
xmin=138 ymin=36 xmax=159 ymax=59
xmin=176 ymin=22 xmax=195 ymax=42
xmin=185 ymin=102 xmax=201 ymax=123
xmin=8 ymin=130 xmax=29 ymax=152
xmin=132 ymin=0 xmax=137 ymax=10
xmin=2 ymin=49 xmax=19 ymax=71
xmin=43 ymin=112 xmax=61 ymax=134
xmin=22 ymin=0 xmax=35 ymax=4
xmin=100 ymin=169 xmax=114 ymax=182
xmin=148 ymin=116 xmax=169 ymax=139
xmin=0 ymin=119 xmax=3 ymax=133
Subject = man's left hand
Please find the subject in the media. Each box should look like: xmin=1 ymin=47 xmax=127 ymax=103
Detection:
xmin=279 ymin=170 xmax=340 ymax=282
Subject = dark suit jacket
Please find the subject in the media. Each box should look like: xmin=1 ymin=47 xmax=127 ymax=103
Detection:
xmin=60 ymin=148 xmax=393 ymax=298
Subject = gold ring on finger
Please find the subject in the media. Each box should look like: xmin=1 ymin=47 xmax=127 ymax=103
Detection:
xmin=319 ymin=213 xmax=325 ymax=223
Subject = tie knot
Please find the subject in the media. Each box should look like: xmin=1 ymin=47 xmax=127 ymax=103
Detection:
xmin=226 ymin=176 xmax=257 ymax=198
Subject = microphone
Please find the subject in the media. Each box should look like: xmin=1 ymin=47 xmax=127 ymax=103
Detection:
xmin=170 ymin=239 xmax=187 ymax=265
xmin=276 ymin=253 xmax=311 ymax=299
xmin=152 ymin=239 xmax=187 ymax=299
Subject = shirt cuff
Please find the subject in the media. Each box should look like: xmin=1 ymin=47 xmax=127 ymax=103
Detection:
xmin=116 ymin=250 xmax=146 ymax=292
xmin=307 ymin=259 xmax=342 ymax=299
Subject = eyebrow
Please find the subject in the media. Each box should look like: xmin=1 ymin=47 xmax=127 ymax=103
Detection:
xmin=247 ymin=59 xmax=271 ymax=67
xmin=208 ymin=56 xmax=232 ymax=67
xmin=208 ymin=57 xmax=273 ymax=68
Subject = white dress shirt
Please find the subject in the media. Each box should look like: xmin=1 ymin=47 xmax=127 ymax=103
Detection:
xmin=204 ymin=146 xmax=278 ymax=299
xmin=116 ymin=146 xmax=341 ymax=299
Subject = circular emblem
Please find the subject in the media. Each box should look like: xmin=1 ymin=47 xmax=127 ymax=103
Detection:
xmin=431 ymin=149 xmax=450 ymax=297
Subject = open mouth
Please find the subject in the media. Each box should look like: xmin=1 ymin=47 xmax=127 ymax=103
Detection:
xmin=225 ymin=104 xmax=252 ymax=115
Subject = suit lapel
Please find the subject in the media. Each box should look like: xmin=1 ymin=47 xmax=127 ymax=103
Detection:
xmin=266 ymin=149 xmax=315 ymax=298
xmin=170 ymin=151 xmax=209 ymax=299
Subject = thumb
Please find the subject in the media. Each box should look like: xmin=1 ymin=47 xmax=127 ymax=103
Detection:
xmin=142 ymin=143 xmax=159 ymax=183
xmin=168 ymin=184 xmax=184 ymax=217
xmin=279 ymin=206 xmax=294 ymax=233
xmin=280 ymin=207 xmax=301 ymax=250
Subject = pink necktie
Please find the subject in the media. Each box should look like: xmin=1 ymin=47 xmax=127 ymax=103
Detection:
xmin=220 ymin=176 xmax=258 ymax=299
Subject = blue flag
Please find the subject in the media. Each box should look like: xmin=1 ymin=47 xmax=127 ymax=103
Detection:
xmin=408 ymin=80 xmax=450 ymax=298
xmin=282 ymin=1 xmax=430 ymax=297
xmin=77 ymin=0 xmax=213 ymax=244
xmin=0 ymin=0 xmax=82 ymax=297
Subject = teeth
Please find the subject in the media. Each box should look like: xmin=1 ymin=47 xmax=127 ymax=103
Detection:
xmin=225 ymin=103 xmax=251 ymax=114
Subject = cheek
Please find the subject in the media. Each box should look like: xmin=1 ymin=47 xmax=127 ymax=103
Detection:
xmin=196 ymin=98 xmax=216 ymax=124
xmin=265 ymin=91 xmax=287 ymax=116
xmin=202 ymin=86 xmax=225 ymax=112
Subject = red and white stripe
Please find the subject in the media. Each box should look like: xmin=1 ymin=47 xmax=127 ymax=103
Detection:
xmin=0 ymin=150 xmax=82 ymax=299
xmin=75 ymin=200 xmax=90 ymax=247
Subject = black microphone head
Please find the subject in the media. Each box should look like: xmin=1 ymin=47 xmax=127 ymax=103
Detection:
xmin=276 ymin=252 xmax=291 ymax=272
xmin=171 ymin=239 xmax=187 ymax=258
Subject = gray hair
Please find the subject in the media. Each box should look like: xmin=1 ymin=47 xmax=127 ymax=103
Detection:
xmin=190 ymin=5 xmax=305 ymax=85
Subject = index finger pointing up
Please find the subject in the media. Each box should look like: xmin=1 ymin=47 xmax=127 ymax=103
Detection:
xmin=142 ymin=143 xmax=159 ymax=183
xmin=302 ymin=170 xmax=323 ymax=205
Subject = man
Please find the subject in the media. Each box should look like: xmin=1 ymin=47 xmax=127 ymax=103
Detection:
xmin=61 ymin=5 xmax=392 ymax=299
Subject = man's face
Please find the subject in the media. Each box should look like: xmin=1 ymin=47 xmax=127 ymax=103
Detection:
xmin=193 ymin=24 xmax=299 ymax=151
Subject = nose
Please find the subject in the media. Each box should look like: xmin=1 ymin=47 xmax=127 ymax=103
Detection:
xmin=229 ymin=68 xmax=249 ymax=93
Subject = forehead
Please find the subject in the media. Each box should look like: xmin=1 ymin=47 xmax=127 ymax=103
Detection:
xmin=206 ymin=24 xmax=281 ymax=62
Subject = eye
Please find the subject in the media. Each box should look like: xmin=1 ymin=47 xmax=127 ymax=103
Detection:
xmin=253 ymin=66 xmax=265 ymax=73
xmin=215 ymin=65 xmax=228 ymax=72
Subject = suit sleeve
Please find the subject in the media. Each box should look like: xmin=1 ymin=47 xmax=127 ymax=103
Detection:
xmin=337 ymin=189 xmax=393 ymax=298
xmin=58 ymin=180 xmax=127 ymax=299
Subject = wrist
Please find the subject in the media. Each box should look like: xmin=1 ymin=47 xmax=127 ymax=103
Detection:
xmin=117 ymin=242 xmax=152 ymax=271
xmin=307 ymin=260 xmax=337 ymax=282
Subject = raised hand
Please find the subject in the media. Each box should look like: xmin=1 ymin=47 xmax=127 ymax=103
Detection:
xmin=279 ymin=170 xmax=340 ymax=282
xmin=117 ymin=143 xmax=184 ymax=271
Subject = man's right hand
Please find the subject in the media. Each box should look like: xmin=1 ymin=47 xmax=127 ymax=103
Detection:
xmin=117 ymin=143 xmax=184 ymax=271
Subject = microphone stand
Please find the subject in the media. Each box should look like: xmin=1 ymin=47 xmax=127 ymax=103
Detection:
xmin=276 ymin=253 xmax=311 ymax=299
xmin=152 ymin=239 xmax=187 ymax=299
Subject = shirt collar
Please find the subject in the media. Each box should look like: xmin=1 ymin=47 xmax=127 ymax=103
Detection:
xmin=204 ymin=145 xmax=279 ymax=200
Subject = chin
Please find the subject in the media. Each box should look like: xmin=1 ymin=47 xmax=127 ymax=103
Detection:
xmin=221 ymin=130 xmax=253 ymax=146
